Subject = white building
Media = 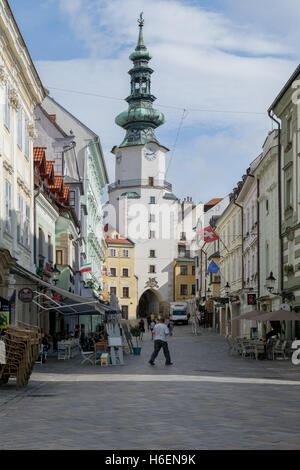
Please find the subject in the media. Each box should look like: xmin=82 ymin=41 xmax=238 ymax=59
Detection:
xmin=42 ymin=96 xmax=109 ymax=299
xmin=106 ymin=15 xmax=195 ymax=316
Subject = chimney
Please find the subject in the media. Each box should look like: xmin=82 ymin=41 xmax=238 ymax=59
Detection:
xmin=49 ymin=114 xmax=56 ymax=122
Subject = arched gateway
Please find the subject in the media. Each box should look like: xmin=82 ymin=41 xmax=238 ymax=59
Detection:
xmin=137 ymin=289 xmax=162 ymax=318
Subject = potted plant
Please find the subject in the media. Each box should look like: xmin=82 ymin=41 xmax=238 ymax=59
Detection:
xmin=130 ymin=325 xmax=142 ymax=355
xmin=284 ymin=264 xmax=294 ymax=275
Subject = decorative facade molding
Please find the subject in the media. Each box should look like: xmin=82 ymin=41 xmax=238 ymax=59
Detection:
xmin=3 ymin=159 xmax=13 ymax=174
xmin=17 ymin=177 xmax=31 ymax=197
xmin=8 ymin=87 xmax=20 ymax=110
xmin=28 ymin=122 xmax=37 ymax=140
xmin=0 ymin=64 xmax=7 ymax=85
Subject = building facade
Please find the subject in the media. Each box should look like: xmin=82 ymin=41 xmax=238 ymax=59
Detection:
xmin=102 ymin=234 xmax=137 ymax=319
xmin=41 ymin=96 xmax=109 ymax=299
xmin=0 ymin=0 xmax=45 ymax=327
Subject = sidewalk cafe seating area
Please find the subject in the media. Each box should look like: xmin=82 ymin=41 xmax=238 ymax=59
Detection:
xmin=0 ymin=321 xmax=41 ymax=389
xmin=227 ymin=336 xmax=294 ymax=361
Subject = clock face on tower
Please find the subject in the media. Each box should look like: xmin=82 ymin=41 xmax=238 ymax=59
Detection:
xmin=144 ymin=146 xmax=157 ymax=161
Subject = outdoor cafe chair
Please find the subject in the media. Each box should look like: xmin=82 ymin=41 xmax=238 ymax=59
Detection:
xmin=79 ymin=345 xmax=95 ymax=365
xmin=273 ymin=340 xmax=287 ymax=360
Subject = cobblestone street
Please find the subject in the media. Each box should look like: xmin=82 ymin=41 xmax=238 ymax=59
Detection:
xmin=1 ymin=325 xmax=300 ymax=450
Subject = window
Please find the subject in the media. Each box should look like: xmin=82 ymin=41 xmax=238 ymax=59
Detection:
xmin=4 ymin=84 xmax=10 ymax=130
xmin=56 ymin=250 xmax=63 ymax=265
xmin=150 ymin=196 xmax=155 ymax=204
xmin=150 ymin=250 xmax=156 ymax=258
xmin=110 ymin=268 xmax=117 ymax=277
xmin=110 ymin=287 xmax=117 ymax=295
xmin=5 ymin=180 xmax=11 ymax=233
xmin=191 ymin=285 xmax=196 ymax=295
xmin=24 ymin=118 xmax=29 ymax=160
xmin=121 ymin=305 xmax=128 ymax=320
xmin=24 ymin=204 xmax=30 ymax=248
xmin=48 ymin=235 xmax=53 ymax=263
xmin=287 ymin=116 xmax=292 ymax=144
xmin=149 ymin=214 xmax=155 ymax=222
xmin=38 ymin=227 xmax=44 ymax=257
xmin=266 ymin=199 xmax=269 ymax=213
xmin=180 ymin=265 xmax=188 ymax=275
xmin=196 ymin=279 xmax=199 ymax=292
xmin=148 ymin=177 xmax=154 ymax=186
xmin=180 ymin=232 xmax=186 ymax=241
xmin=123 ymin=287 xmax=129 ymax=298
xmin=192 ymin=265 xmax=195 ymax=276
xmin=122 ymin=268 xmax=129 ymax=277
xmin=70 ymin=191 xmax=76 ymax=207
xmin=149 ymin=231 xmax=155 ymax=239
xmin=180 ymin=284 xmax=188 ymax=296
xmin=122 ymin=249 xmax=129 ymax=257
xmin=286 ymin=178 xmax=292 ymax=207
xmin=18 ymin=108 xmax=22 ymax=150
xmin=109 ymin=249 xmax=117 ymax=257
xmin=196 ymin=256 xmax=199 ymax=267
xmin=17 ymin=194 xmax=23 ymax=244
xmin=149 ymin=265 xmax=156 ymax=273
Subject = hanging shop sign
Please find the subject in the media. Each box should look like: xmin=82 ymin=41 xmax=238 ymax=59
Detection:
xmin=247 ymin=293 xmax=257 ymax=305
xmin=18 ymin=288 xmax=34 ymax=303
xmin=0 ymin=296 xmax=10 ymax=329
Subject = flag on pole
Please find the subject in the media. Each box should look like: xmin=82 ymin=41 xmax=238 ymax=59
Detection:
xmin=80 ymin=263 xmax=92 ymax=273
xmin=207 ymin=260 xmax=219 ymax=273
xmin=197 ymin=225 xmax=219 ymax=243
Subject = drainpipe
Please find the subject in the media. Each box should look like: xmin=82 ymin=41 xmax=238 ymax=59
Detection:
xmin=268 ymin=111 xmax=283 ymax=294
xmin=33 ymin=186 xmax=42 ymax=266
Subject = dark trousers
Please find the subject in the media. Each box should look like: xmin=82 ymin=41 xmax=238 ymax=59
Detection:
xmin=150 ymin=340 xmax=171 ymax=364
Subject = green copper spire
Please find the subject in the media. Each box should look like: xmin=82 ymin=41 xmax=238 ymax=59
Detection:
xmin=115 ymin=13 xmax=165 ymax=148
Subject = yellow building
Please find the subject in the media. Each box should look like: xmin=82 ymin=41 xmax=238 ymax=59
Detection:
xmin=174 ymin=258 xmax=196 ymax=302
xmin=102 ymin=233 xmax=137 ymax=320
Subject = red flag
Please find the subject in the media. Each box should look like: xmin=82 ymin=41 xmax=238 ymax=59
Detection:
xmin=197 ymin=226 xmax=219 ymax=243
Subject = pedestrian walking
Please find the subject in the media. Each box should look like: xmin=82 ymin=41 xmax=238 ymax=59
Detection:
xmin=167 ymin=319 xmax=174 ymax=336
xmin=146 ymin=315 xmax=151 ymax=331
xmin=149 ymin=317 xmax=173 ymax=366
xmin=150 ymin=319 xmax=156 ymax=340
xmin=138 ymin=319 xmax=145 ymax=340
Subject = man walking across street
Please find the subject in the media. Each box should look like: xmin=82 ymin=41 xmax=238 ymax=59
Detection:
xmin=149 ymin=317 xmax=173 ymax=366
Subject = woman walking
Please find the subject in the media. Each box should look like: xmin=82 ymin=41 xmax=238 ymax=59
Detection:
xmin=138 ymin=318 xmax=145 ymax=341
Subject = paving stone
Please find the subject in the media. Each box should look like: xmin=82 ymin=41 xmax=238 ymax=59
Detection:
xmin=1 ymin=326 xmax=300 ymax=449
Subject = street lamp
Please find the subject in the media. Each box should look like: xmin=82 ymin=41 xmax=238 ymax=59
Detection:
xmin=51 ymin=264 xmax=60 ymax=285
xmin=225 ymin=282 xmax=230 ymax=297
xmin=265 ymin=272 xmax=295 ymax=301
xmin=265 ymin=272 xmax=276 ymax=293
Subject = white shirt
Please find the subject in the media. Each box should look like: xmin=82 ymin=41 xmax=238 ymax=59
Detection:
xmin=153 ymin=323 xmax=169 ymax=342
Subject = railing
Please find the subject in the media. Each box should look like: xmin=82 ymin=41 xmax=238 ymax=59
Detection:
xmin=108 ymin=179 xmax=172 ymax=192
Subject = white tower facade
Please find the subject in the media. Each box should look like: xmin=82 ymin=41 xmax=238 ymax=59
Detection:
xmin=107 ymin=14 xmax=180 ymax=316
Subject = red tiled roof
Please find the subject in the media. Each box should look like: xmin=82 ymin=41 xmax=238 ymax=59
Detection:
xmin=33 ymin=147 xmax=47 ymax=162
xmin=106 ymin=237 xmax=132 ymax=245
xmin=205 ymin=198 xmax=223 ymax=206
xmin=49 ymin=175 xmax=64 ymax=190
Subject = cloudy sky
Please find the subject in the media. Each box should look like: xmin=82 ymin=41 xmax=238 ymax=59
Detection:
xmin=10 ymin=0 xmax=300 ymax=203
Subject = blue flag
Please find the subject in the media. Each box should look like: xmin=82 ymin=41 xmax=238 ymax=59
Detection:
xmin=207 ymin=260 xmax=219 ymax=274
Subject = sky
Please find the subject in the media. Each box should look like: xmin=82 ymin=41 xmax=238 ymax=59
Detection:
xmin=9 ymin=0 xmax=300 ymax=204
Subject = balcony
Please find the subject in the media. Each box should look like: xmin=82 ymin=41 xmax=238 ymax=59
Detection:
xmin=108 ymin=179 xmax=172 ymax=193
